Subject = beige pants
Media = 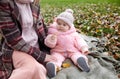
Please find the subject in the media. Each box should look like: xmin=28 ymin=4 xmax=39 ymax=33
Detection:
xmin=9 ymin=51 xmax=46 ymax=79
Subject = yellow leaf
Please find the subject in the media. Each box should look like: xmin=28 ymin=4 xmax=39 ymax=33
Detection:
xmin=97 ymin=20 xmax=102 ymax=24
xmin=96 ymin=29 xmax=99 ymax=32
xmin=62 ymin=63 xmax=71 ymax=68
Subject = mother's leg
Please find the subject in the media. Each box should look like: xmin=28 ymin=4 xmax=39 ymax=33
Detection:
xmin=9 ymin=51 xmax=46 ymax=79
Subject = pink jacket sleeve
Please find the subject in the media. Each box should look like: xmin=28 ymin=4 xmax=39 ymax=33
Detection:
xmin=44 ymin=22 xmax=58 ymax=48
xmin=48 ymin=22 xmax=57 ymax=34
xmin=74 ymin=34 xmax=89 ymax=53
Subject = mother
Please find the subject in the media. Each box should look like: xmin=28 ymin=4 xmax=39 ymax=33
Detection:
xmin=0 ymin=0 xmax=56 ymax=79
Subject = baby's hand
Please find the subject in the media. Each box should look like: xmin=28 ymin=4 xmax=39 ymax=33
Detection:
xmin=45 ymin=34 xmax=57 ymax=48
xmin=47 ymin=34 xmax=57 ymax=44
xmin=50 ymin=34 xmax=57 ymax=41
xmin=84 ymin=51 xmax=90 ymax=55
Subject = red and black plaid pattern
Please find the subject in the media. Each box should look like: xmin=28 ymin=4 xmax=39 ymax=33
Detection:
xmin=0 ymin=0 xmax=49 ymax=78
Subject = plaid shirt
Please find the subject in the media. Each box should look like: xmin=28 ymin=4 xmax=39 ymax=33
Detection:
xmin=0 ymin=0 xmax=50 ymax=78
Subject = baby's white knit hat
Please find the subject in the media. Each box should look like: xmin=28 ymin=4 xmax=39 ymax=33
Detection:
xmin=56 ymin=9 xmax=74 ymax=27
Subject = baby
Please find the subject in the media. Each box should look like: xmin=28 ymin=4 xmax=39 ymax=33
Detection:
xmin=45 ymin=9 xmax=90 ymax=78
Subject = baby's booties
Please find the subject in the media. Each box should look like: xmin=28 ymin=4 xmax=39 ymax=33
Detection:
xmin=77 ymin=57 xmax=90 ymax=72
xmin=46 ymin=62 xmax=56 ymax=78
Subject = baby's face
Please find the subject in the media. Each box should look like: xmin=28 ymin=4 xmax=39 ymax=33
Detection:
xmin=56 ymin=19 xmax=70 ymax=32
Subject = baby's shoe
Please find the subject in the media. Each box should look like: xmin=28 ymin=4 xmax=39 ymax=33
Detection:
xmin=77 ymin=57 xmax=90 ymax=72
xmin=46 ymin=62 xmax=56 ymax=78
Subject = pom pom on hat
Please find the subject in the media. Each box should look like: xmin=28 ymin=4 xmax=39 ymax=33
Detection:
xmin=56 ymin=9 xmax=74 ymax=27
xmin=65 ymin=9 xmax=74 ymax=14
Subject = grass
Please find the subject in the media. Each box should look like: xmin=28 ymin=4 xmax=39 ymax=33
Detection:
xmin=41 ymin=0 xmax=120 ymax=7
xmin=40 ymin=0 xmax=120 ymax=30
xmin=40 ymin=0 xmax=120 ymax=34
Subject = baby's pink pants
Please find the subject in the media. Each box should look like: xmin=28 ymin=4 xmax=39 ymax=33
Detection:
xmin=50 ymin=52 xmax=88 ymax=67
xmin=9 ymin=51 xmax=46 ymax=79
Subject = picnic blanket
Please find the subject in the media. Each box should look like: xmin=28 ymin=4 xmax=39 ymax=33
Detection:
xmin=47 ymin=34 xmax=120 ymax=79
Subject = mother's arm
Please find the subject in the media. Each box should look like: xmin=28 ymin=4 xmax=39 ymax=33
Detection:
xmin=0 ymin=0 xmax=47 ymax=63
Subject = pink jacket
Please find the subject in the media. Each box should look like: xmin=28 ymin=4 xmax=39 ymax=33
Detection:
xmin=45 ymin=22 xmax=89 ymax=54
